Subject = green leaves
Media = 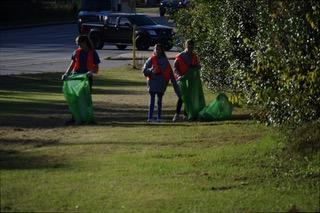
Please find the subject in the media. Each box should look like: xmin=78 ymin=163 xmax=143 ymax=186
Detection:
xmin=173 ymin=0 xmax=320 ymax=126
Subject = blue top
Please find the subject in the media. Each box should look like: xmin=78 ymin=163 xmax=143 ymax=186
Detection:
xmin=71 ymin=49 xmax=101 ymax=73
xmin=143 ymin=55 xmax=180 ymax=95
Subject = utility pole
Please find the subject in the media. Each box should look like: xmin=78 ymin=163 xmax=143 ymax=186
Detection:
xmin=132 ymin=24 xmax=137 ymax=69
xmin=129 ymin=0 xmax=136 ymax=12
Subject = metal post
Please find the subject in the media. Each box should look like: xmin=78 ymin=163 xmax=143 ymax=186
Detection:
xmin=132 ymin=24 xmax=136 ymax=69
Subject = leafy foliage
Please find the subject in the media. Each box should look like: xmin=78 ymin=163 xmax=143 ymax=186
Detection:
xmin=173 ymin=0 xmax=320 ymax=126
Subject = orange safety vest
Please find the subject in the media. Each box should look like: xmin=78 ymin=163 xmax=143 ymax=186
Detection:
xmin=73 ymin=48 xmax=97 ymax=73
xmin=149 ymin=55 xmax=171 ymax=82
xmin=175 ymin=52 xmax=198 ymax=77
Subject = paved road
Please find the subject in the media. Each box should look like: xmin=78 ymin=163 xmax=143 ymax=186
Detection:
xmin=0 ymin=15 xmax=177 ymax=76
xmin=0 ymin=24 xmax=134 ymax=75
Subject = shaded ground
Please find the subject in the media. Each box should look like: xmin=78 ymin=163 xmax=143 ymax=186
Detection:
xmin=0 ymin=70 xmax=250 ymax=128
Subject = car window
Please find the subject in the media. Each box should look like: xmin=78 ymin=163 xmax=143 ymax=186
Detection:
xmin=107 ymin=16 xmax=117 ymax=26
xmin=119 ymin=17 xmax=131 ymax=26
xmin=128 ymin=15 xmax=156 ymax=26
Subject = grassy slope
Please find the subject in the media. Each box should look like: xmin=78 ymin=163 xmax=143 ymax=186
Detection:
xmin=0 ymin=67 xmax=319 ymax=212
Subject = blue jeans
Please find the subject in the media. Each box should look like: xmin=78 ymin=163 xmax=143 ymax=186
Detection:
xmin=148 ymin=92 xmax=163 ymax=120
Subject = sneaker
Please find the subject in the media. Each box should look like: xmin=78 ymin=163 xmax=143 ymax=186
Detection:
xmin=88 ymin=120 xmax=97 ymax=125
xmin=156 ymin=119 xmax=162 ymax=123
xmin=65 ymin=119 xmax=75 ymax=125
xmin=172 ymin=113 xmax=184 ymax=122
xmin=172 ymin=113 xmax=180 ymax=122
xmin=172 ymin=113 xmax=186 ymax=122
xmin=147 ymin=118 xmax=154 ymax=123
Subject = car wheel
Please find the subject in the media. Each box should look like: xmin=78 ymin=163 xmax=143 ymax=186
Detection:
xmin=159 ymin=7 xmax=166 ymax=16
xmin=89 ymin=31 xmax=104 ymax=49
xmin=116 ymin=45 xmax=127 ymax=50
xmin=136 ymin=35 xmax=150 ymax=51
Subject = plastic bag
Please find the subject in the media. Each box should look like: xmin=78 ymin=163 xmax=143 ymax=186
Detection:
xmin=199 ymin=93 xmax=233 ymax=121
xmin=63 ymin=73 xmax=94 ymax=124
xmin=178 ymin=68 xmax=206 ymax=120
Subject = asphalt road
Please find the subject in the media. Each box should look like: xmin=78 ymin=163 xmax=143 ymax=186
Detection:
xmin=0 ymin=15 xmax=177 ymax=76
xmin=0 ymin=23 xmax=134 ymax=75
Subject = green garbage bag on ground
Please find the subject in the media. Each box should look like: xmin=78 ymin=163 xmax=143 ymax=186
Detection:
xmin=63 ymin=73 xmax=94 ymax=124
xmin=178 ymin=68 xmax=206 ymax=120
xmin=199 ymin=93 xmax=233 ymax=121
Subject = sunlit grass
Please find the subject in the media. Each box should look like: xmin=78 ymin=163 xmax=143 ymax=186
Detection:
xmin=0 ymin=66 xmax=319 ymax=212
xmin=136 ymin=7 xmax=159 ymax=14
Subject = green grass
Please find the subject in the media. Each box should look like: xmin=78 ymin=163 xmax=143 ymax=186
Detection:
xmin=0 ymin=66 xmax=319 ymax=212
xmin=136 ymin=7 xmax=160 ymax=14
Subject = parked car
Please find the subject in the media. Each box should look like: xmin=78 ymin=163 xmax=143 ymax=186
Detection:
xmin=79 ymin=13 xmax=174 ymax=51
xmin=77 ymin=11 xmax=109 ymax=32
xmin=77 ymin=0 xmax=113 ymax=32
xmin=159 ymin=0 xmax=189 ymax=16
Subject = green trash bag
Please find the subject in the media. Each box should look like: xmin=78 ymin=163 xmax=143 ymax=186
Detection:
xmin=63 ymin=73 xmax=94 ymax=124
xmin=178 ymin=68 xmax=206 ymax=120
xmin=199 ymin=93 xmax=233 ymax=121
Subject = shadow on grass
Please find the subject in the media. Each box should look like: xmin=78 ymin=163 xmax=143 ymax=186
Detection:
xmin=94 ymin=77 xmax=146 ymax=88
xmin=57 ymin=140 xmax=186 ymax=148
xmin=0 ymin=149 xmax=66 ymax=170
xmin=1 ymin=138 xmax=59 ymax=148
xmin=0 ymin=73 xmax=145 ymax=95
xmin=93 ymin=88 xmax=145 ymax=95
xmin=0 ymin=138 xmax=66 ymax=170
xmin=0 ymin=99 xmax=252 ymax=128
xmin=0 ymin=73 xmax=63 ymax=94
xmin=209 ymin=182 xmax=250 ymax=191
xmin=0 ymin=72 xmax=252 ymax=128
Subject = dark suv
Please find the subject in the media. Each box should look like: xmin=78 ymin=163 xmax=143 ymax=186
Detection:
xmin=80 ymin=13 xmax=174 ymax=51
xmin=159 ymin=0 xmax=189 ymax=16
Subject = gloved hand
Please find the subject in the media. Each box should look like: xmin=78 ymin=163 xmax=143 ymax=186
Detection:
xmin=61 ymin=73 xmax=68 ymax=81
xmin=151 ymin=67 xmax=157 ymax=74
xmin=86 ymin=71 xmax=93 ymax=77
xmin=152 ymin=68 xmax=162 ymax=75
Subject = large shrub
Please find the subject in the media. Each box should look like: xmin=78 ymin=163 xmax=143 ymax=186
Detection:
xmin=247 ymin=0 xmax=320 ymax=125
xmin=173 ymin=0 xmax=320 ymax=126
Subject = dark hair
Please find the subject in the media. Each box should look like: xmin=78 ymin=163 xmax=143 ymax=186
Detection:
xmin=185 ymin=39 xmax=194 ymax=47
xmin=76 ymin=35 xmax=94 ymax=50
xmin=154 ymin=43 xmax=167 ymax=58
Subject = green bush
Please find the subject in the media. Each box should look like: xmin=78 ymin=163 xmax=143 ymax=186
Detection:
xmin=173 ymin=0 xmax=320 ymax=126
xmin=248 ymin=1 xmax=320 ymax=125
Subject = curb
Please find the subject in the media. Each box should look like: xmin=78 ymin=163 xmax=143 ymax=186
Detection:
xmin=105 ymin=56 xmax=177 ymax=60
xmin=105 ymin=51 xmax=179 ymax=61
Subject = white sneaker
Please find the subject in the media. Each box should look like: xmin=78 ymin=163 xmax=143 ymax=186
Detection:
xmin=172 ymin=113 xmax=179 ymax=122
xmin=173 ymin=113 xmax=186 ymax=122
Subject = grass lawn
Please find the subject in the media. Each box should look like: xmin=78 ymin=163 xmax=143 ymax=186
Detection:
xmin=136 ymin=7 xmax=160 ymax=14
xmin=0 ymin=66 xmax=319 ymax=212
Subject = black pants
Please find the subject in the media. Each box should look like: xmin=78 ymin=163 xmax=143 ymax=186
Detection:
xmin=176 ymin=98 xmax=183 ymax=114
xmin=88 ymin=76 xmax=93 ymax=91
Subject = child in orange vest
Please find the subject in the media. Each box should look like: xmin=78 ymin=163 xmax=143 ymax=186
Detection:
xmin=62 ymin=35 xmax=100 ymax=90
xmin=62 ymin=35 xmax=100 ymax=124
xmin=142 ymin=44 xmax=178 ymax=122
xmin=172 ymin=39 xmax=201 ymax=122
